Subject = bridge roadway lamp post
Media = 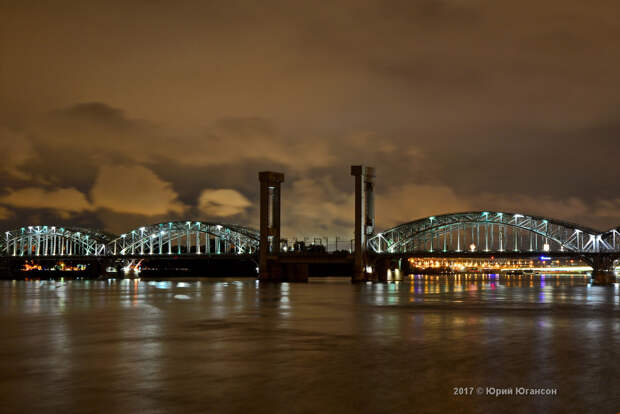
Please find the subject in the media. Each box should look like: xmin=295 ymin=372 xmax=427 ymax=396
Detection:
xmin=351 ymin=165 xmax=375 ymax=282
xmin=258 ymin=171 xmax=284 ymax=281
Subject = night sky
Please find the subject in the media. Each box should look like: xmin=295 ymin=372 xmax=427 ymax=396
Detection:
xmin=1 ymin=0 xmax=619 ymax=238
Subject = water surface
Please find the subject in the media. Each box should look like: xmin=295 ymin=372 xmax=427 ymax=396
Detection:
xmin=0 ymin=275 xmax=618 ymax=413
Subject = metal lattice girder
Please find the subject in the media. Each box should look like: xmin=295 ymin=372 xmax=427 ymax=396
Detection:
xmin=108 ymin=221 xmax=259 ymax=256
xmin=368 ymin=211 xmax=618 ymax=254
xmin=601 ymin=228 xmax=620 ymax=251
xmin=2 ymin=225 xmax=112 ymax=257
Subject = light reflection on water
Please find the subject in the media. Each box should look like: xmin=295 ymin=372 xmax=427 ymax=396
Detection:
xmin=0 ymin=274 xmax=618 ymax=413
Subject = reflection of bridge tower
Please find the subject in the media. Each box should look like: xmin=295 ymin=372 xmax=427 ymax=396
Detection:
xmin=351 ymin=165 xmax=375 ymax=282
xmin=258 ymin=171 xmax=284 ymax=281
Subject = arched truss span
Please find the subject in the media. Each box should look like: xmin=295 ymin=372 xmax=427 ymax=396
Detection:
xmin=601 ymin=228 xmax=620 ymax=251
xmin=2 ymin=226 xmax=112 ymax=257
xmin=368 ymin=211 xmax=618 ymax=254
xmin=108 ymin=221 xmax=259 ymax=256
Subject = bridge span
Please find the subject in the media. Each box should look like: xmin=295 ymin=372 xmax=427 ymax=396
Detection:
xmin=1 ymin=167 xmax=619 ymax=284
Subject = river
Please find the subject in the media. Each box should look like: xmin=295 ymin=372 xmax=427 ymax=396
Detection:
xmin=0 ymin=275 xmax=618 ymax=413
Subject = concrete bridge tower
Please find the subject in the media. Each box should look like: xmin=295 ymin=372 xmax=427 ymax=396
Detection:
xmin=351 ymin=165 xmax=375 ymax=282
xmin=258 ymin=171 xmax=284 ymax=281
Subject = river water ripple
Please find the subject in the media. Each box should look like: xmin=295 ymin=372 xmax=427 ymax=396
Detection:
xmin=0 ymin=275 xmax=618 ymax=413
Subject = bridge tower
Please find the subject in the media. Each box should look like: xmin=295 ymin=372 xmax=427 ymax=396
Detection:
xmin=258 ymin=171 xmax=284 ymax=281
xmin=351 ymin=165 xmax=375 ymax=282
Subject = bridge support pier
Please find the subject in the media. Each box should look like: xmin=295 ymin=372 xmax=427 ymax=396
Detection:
xmin=373 ymin=258 xmax=388 ymax=282
xmin=351 ymin=165 xmax=375 ymax=282
xmin=284 ymin=263 xmax=309 ymax=282
xmin=590 ymin=254 xmax=618 ymax=285
xmin=257 ymin=171 xmax=306 ymax=282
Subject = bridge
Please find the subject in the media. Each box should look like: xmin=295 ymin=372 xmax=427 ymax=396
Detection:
xmin=363 ymin=211 xmax=619 ymax=285
xmin=369 ymin=212 xmax=619 ymax=254
xmin=2 ymin=222 xmax=259 ymax=258
xmin=1 ymin=166 xmax=619 ymax=284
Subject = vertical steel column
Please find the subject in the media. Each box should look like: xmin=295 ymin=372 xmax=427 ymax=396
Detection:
xmin=168 ymin=227 xmax=172 ymax=255
xmin=196 ymin=228 xmax=200 ymax=254
xmin=499 ymin=225 xmax=503 ymax=251
xmin=485 ymin=223 xmax=489 ymax=251
xmin=140 ymin=229 xmax=145 ymax=254
xmin=514 ymin=227 xmax=518 ymax=251
xmin=186 ymin=224 xmax=190 ymax=254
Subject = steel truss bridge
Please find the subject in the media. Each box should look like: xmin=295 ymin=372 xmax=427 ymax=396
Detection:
xmin=1 ymin=212 xmax=619 ymax=259
xmin=2 ymin=221 xmax=259 ymax=258
xmin=367 ymin=211 xmax=619 ymax=254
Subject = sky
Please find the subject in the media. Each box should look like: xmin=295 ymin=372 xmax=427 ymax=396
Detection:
xmin=1 ymin=0 xmax=619 ymax=239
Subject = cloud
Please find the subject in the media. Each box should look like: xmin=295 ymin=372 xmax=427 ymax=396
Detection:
xmin=376 ymin=184 xmax=470 ymax=229
xmin=0 ymin=187 xmax=92 ymax=214
xmin=198 ymin=189 xmax=251 ymax=217
xmin=52 ymin=102 xmax=135 ymax=129
xmin=282 ymin=178 xmax=354 ymax=237
xmin=0 ymin=206 xmax=13 ymax=220
xmin=34 ymin=104 xmax=334 ymax=172
xmin=0 ymin=127 xmax=36 ymax=181
xmin=90 ymin=165 xmax=186 ymax=216
xmin=1 ymin=0 xmax=620 ymax=235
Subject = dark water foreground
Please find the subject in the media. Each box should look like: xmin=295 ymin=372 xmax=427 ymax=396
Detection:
xmin=0 ymin=275 xmax=618 ymax=413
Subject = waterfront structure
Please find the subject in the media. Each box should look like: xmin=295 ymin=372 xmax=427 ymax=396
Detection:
xmin=351 ymin=165 xmax=375 ymax=282
xmin=368 ymin=212 xmax=619 ymax=254
xmin=1 ymin=166 xmax=619 ymax=283
xmin=258 ymin=171 xmax=285 ymax=281
xmin=3 ymin=222 xmax=259 ymax=257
